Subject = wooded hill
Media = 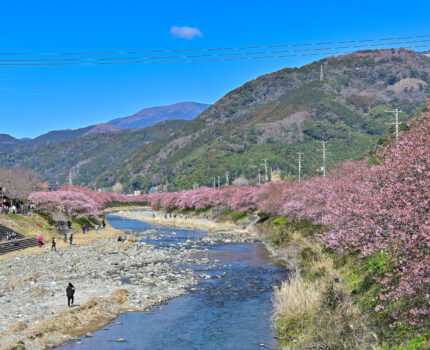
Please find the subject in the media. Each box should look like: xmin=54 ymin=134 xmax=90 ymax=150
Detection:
xmin=97 ymin=49 xmax=430 ymax=191
xmin=2 ymin=49 xmax=430 ymax=191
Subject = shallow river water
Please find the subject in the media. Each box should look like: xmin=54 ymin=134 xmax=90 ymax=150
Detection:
xmin=59 ymin=214 xmax=288 ymax=350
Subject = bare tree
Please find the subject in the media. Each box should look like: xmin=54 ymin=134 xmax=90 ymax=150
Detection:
xmin=0 ymin=167 xmax=44 ymax=201
xmin=232 ymin=175 xmax=249 ymax=187
xmin=112 ymin=182 xmax=124 ymax=194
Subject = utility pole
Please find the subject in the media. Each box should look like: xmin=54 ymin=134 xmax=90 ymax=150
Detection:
xmin=258 ymin=169 xmax=261 ymax=185
xmin=320 ymin=64 xmax=324 ymax=81
xmin=225 ymin=172 xmax=229 ymax=186
xmin=213 ymin=177 xmax=216 ymax=189
xmin=297 ymin=152 xmax=303 ymax=182
xmin=264 ymin=159 xmax=269 ymax=183
xmin=318 ymin=141 xmax=327 ymax=178
xmin=217 ymin=176 xmax=220 ymax=189
xmin=385 ymin=108 xmax=402 ymax=145
xmin=68 ymin=171 xmax=72 ymax=186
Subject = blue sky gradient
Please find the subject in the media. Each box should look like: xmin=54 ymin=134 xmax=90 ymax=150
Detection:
xmin=1 ymin=0 xmax=429 ymax=138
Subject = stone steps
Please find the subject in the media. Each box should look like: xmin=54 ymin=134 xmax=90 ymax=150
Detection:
xmin=0 ymin=223 xmax=26 ymax=241
xmin=0 ymin=237 xmax=39 ymax=255
xmin=0 ymin=223 xmax=39 ymax=255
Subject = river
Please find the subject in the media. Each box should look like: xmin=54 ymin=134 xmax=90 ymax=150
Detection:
xmin=58 ymin=213 xmax=288 ymax=350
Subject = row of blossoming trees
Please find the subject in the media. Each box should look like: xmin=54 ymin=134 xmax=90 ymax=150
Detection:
xmin=29 ymin=102 xmax=429 ymax=331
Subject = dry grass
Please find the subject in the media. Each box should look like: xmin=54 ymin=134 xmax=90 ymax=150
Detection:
xmin=273 ymin=273 xmax=321 ymax=342
xmin=272 ymin=230 xmax=375 ymax=349
xmin=273 ymin=273 xmax=321 ymax=318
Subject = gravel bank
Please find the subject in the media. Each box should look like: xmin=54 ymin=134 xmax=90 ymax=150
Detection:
xmin=0 ymin=235 xmax=198 ymax=349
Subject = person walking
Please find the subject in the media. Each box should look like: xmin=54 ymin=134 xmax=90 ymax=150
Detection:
xmin=102 ymin=220 xmax=106 ymax=231
xmin=69 ymin=232 xmax=73 ymax=245
xmin=51 ymin=237 xmax=57 ymax=251
xmin=95 ymin=224 xmax=99 ymax=234
xmin=66 ymin=283 xmax=75 ymax=307
xmin=38 ymin=234 xmax=43 ymax=247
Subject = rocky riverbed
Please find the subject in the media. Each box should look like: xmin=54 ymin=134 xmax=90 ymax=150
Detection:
xmin=0 ymin=216 xmax=259 ymax=350
xmin=0 ymin=231 xmax=202 ymax=349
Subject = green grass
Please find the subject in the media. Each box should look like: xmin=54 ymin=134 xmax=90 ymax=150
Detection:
xmin=223 ymin=209 xmax=248 ymax=221
xmin=266 ymin=216 xmax=327 ymax=246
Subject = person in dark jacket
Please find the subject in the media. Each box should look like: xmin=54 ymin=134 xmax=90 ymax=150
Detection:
xmin=66 ymin=283 xmax=75 ymax=307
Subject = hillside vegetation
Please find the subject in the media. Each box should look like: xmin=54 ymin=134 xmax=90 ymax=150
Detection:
xmin=0 ymin=120 xmax=188 ymax=185
xmin=96 ymin=49 xmax=430 ymax=192
xmin=1 ymin=49 xmax=429 ymax=191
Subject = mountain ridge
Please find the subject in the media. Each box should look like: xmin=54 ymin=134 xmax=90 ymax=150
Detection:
xmin=107 ymin=101 xmax=210 ymax=130
xmin=2 ymin=49 xmax=430 ymax=191
xmin=0 ymin=101 xmax=209 ymax=152
xmin=95 ymin=49 xmax=430 ymax=191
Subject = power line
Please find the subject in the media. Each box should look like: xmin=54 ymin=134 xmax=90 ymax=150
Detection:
xmin=1 ymin=44 xmax=429 ymax=66
xmin=1 ymin=34 xmax=428 ymax=56
xmin=1 ymin=39 xmax=430 ymax=63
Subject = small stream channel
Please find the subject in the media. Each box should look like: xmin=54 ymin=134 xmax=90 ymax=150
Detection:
xmin=59 ymin=213 xmax=288 ymax=350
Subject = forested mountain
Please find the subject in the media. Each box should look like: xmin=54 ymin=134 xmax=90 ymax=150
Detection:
xmin=0 ymin=120 xmax=188 ymax=185
xmin=2 ymin=49 xmax=429 ymax=191
xmin=94 ymin=49 xmax=430 ymax=191
xmin=0 ymin=102 xmax=208 ymax=152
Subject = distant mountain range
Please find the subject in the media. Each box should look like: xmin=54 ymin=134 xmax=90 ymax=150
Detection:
xmin=107 ymin=102 xmax=210 ymax=130
xmin=1 ymin=50 xmax=430 ymax=190
xmin=0 ymin=102 xmax=210 ymax=152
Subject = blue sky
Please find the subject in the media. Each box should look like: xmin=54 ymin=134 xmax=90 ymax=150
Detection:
xmin=1 ymin=0 xmax=429 ymax=138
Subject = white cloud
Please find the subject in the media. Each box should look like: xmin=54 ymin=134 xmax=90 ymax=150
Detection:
xmin=170 ymin=26 xmax=202 ymax=40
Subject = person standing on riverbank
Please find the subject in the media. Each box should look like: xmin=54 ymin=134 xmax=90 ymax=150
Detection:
xmin=102 ymin=220 xmax=106 ymax=231
xmin=95 ymin=224 xmax=99 ymax=234
xmin=51 ymin=237 xmax=57 ymax=251
xmin=69 ymin=233 xmax=73 ymax=245
xmin=38 ymin=234 xmax=43 ymax=247
xmin=66 ymin=283 xmax=75 ymax=307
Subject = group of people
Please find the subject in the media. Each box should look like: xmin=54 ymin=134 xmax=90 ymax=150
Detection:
xmin=43 ymin=219 xmax=108 ymax=251
xmin=4 ymin=232 xmax=17 ymax=246
xmin=0 ymin=203 xmax=32 ymax=215
xmin=117 ymin=234 xmax=128 ymax=242
xmin=162 ymin=213 xmax=190 ymax=220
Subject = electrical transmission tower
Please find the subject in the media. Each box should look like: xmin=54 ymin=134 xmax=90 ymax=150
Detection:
xmin=68 ymin=171 xmax=72 ymax=185
xmin=225 ymin=172 xmax=229 ymax=186
xmin=217 ymin=176 xmax=220 ymax=189
xmin=320 ymin=64 xmax=324 ymax=81
xmin=385 ymin=108 xmax=402 ymax=145
xmin=297 ymin=152 xmax=303 ymax=182
xmin=318 ymin=141 xmax=328 ymax=177
xmin=258 ymin=169 xmax=261 ymax=184
xmin=213 ymin=177 xmax=216 ymax=189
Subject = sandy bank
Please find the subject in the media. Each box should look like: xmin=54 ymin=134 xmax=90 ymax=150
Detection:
xmin=110 ymin=208 xmax=251 ymax=236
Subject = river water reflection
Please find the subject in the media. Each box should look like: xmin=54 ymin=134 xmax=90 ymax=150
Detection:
xmin=59 ymin=214 xmax=287 ymax=350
